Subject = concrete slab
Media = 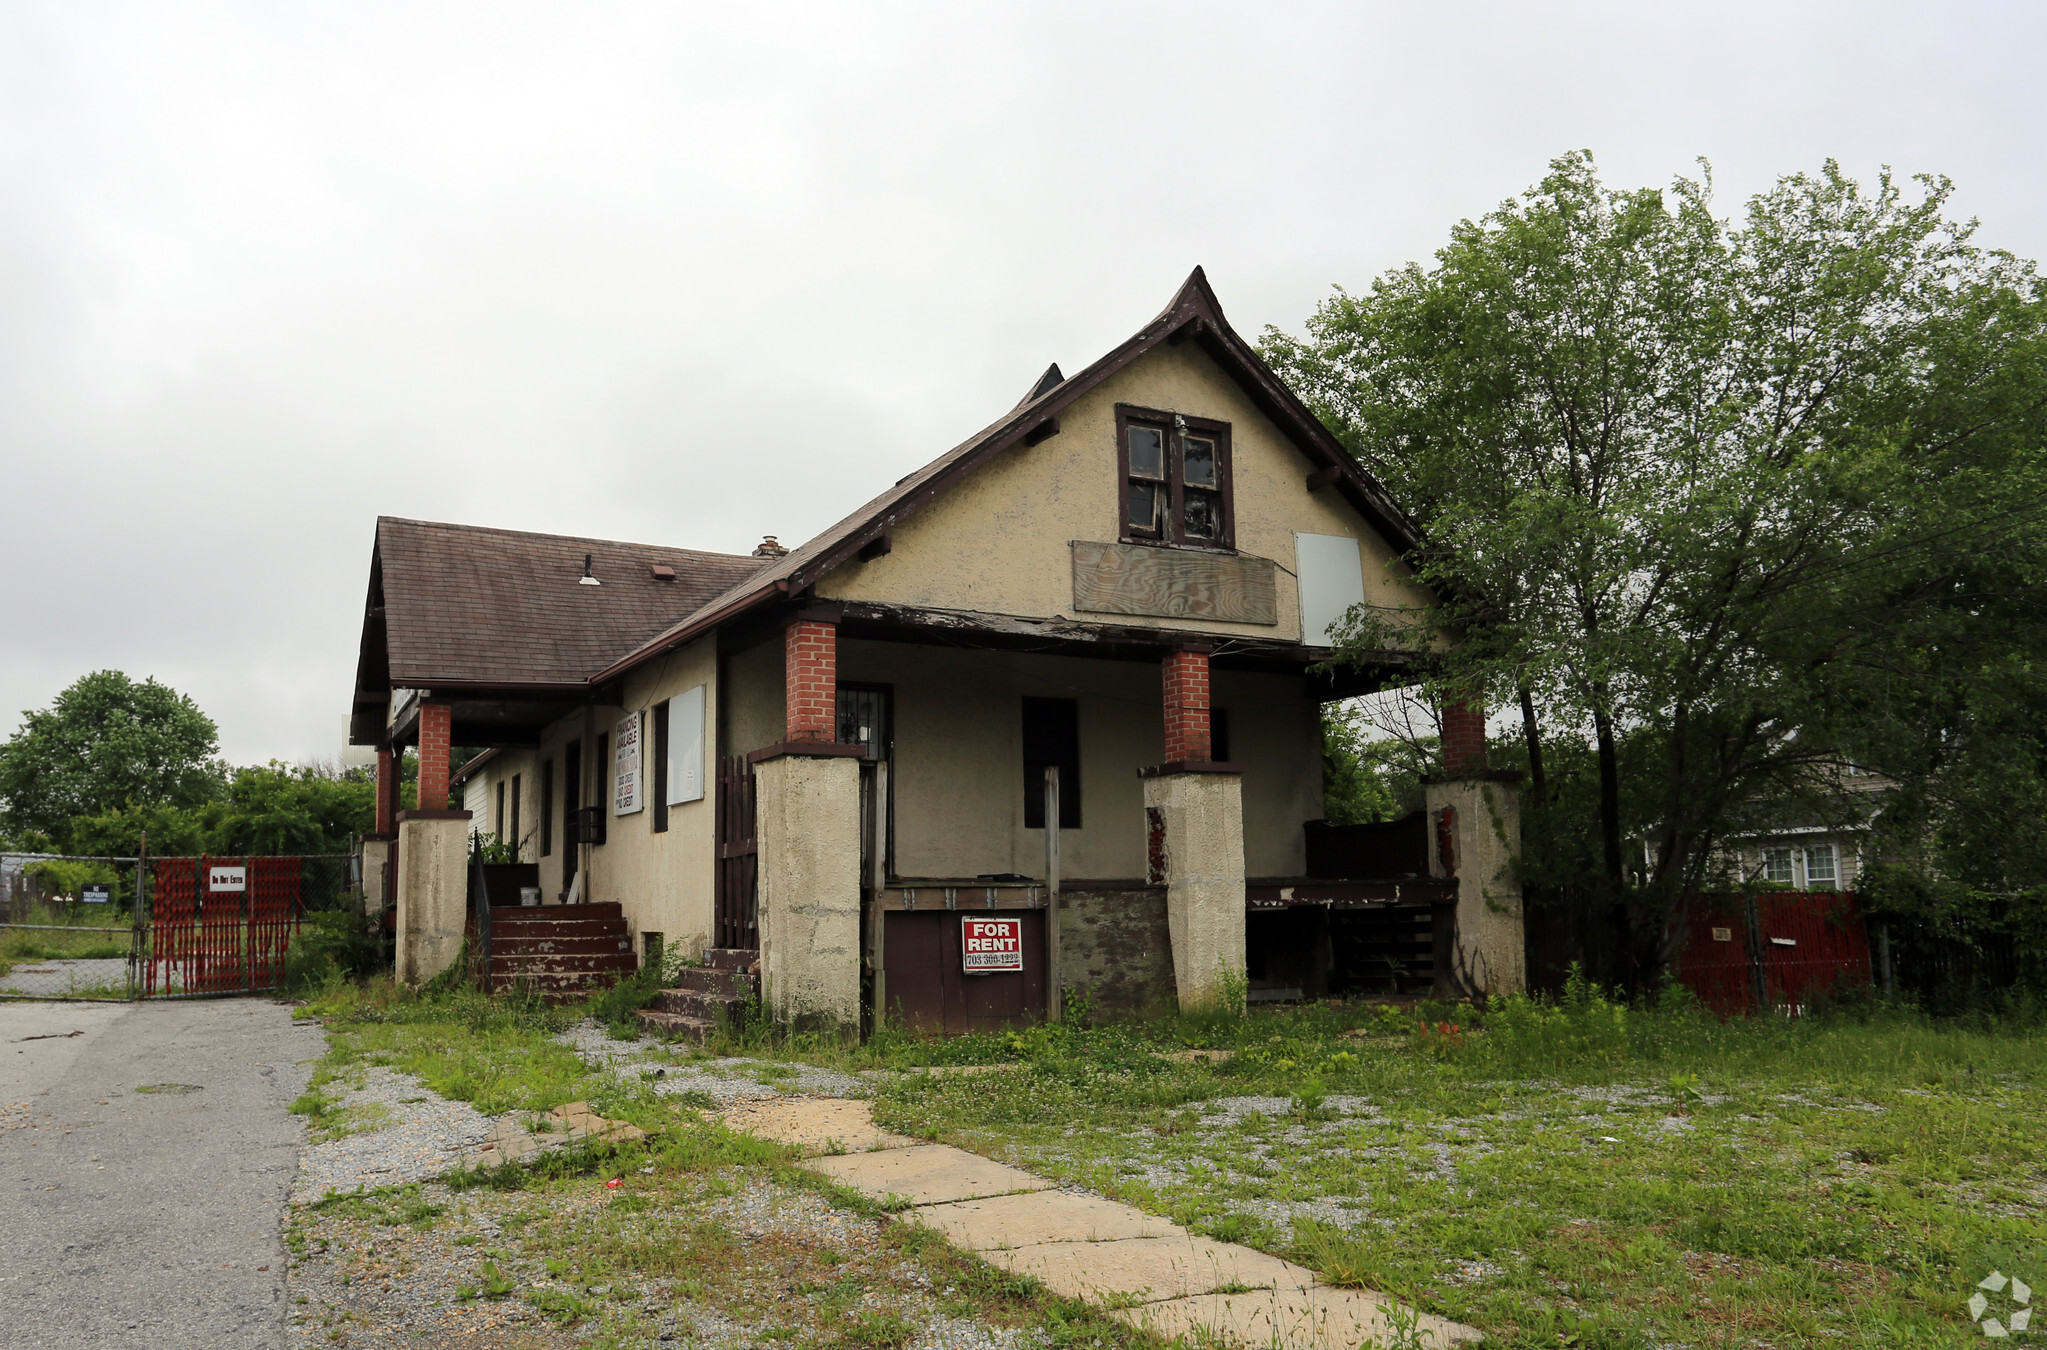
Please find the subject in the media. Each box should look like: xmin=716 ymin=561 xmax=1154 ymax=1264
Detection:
xmin=982 ymin=1235 xmax=1317 ymax=1302
xmin=723 ymin=1096 xmax=917 ymax=1156
xmin=466 ymin=1099 xmax=647 ymax=1166
xmin=0 ymin=997 xmax=321 ymax=1350
xmin=805 ymin=1143 xmax=1049 ymax=1205
xmin=896 ymin=1189 xmax=1185 ymax=1249
xmin=1112 ymin=1285 xmax=1481 ymax=1349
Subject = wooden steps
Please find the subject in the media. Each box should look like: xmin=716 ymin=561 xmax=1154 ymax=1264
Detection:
xmin=485 ymin=903 xmax=635 ymax=1000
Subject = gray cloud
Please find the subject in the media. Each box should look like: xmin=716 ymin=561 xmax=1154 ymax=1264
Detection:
xmin=3 ymin=0 xmax=2041 ymax=763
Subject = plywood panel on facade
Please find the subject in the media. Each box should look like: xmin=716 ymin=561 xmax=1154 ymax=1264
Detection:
xmin=1069 ymin=541 xmax=1278 ymax=625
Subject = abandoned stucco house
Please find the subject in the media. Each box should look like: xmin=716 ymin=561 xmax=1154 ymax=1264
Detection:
xmin=347 ymin=269 xmax=1526 ymax=1035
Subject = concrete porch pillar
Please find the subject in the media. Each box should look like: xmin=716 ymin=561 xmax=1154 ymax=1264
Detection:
xmin=751 ymin=614 xmax=863 ymax=1034
xmin=1424 ymin=702 xmax=1527 ymax=996
xmin=1146 ymin=645 xmax=1246 ymax=1013
xmin=395 ymin=808 xmax=472 ymax=985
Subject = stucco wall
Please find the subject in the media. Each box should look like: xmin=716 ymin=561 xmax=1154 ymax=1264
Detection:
xmin=835 ymin=639 xmax=1320 ymax=880
xmin=466 ymin=634 xmax=720 ymax=958
xmin=597 ymin=635 xmax=720 ymax=958
xmin=815 ymin=340 xmax=1433 ymax=638
xmin=723 ymin=633 xmax=785 ymax=755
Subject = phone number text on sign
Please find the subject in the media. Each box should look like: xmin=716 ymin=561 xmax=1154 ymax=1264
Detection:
xmin=961 ymin=917 xmax=1023 ymax=973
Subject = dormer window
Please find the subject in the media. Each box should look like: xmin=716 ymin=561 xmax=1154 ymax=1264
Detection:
xmin=1116 ymin=404 xmax=1234 ymax=549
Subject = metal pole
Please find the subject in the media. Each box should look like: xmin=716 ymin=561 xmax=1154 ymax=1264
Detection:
xmin=130 ymin=832 xmax=147 ymax=1001
xmin=1045 ymin=766 xmax=1062 ymax=1023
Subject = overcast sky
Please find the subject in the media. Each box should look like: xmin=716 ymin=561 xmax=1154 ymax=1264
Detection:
xmin=3 ymin=1 xmax=2042 ymax=765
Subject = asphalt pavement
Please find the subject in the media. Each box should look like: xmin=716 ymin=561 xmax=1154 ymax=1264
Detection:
xmin=0 ymin=997 xmax=320 ymax=1349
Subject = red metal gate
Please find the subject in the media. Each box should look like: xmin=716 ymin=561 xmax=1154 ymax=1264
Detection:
xmin=1675 ymin=890 xmax=1873 ymax=1016
xmin=144 ymin=855 xmax=306 ymax=996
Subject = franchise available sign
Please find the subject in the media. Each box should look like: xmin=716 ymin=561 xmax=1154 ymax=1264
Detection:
xmin=961 ymin=916 xmax=1023 ymax=974
xmin=614 ymin=710 xmax=645 ymax=816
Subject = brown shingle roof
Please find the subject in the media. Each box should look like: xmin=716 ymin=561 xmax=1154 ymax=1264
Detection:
xmin=373 ymin=517 xmax=762 ymax=688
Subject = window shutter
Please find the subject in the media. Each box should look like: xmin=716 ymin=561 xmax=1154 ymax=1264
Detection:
xmin=669 ymin=684 xmax=706 ymax=805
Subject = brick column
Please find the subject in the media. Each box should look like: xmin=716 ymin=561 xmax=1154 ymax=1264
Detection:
xmin=1162 ymin=647 xmax=1212 ymax=764
xmin=417 ymin=702 xmax=453 ymax=810
xmin=785 ymin=619 xmax=838 ymax=743
xmin=374 ymin=745 xmax=397 ymax=835
xmin=1440 ymin=700 xmax=1487 ymax=776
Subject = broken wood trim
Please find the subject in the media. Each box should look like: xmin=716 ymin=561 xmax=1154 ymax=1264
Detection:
xmin=1305 ymin=464 xmax=1343 ymax=491
xmin=856 ymin=534 xmax=892 ymax=562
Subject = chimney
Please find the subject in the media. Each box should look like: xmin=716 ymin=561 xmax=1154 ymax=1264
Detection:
xmin=752 ymin=535 xmax=789 ymax=559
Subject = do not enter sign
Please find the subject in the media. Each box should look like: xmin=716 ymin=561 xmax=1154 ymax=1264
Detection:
xmin=961 ymin=917 xmax=1023 ymax=973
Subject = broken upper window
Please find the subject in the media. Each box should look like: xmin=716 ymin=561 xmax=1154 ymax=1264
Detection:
xmin=1116 ymin=405 xmax=1233 ymax=549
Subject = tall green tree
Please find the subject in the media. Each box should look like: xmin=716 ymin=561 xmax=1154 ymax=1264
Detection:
xmin=1266 ymin=153 xmax=2047 ymax=985
xmin=0 ymin=670 xmax=226 ymax=846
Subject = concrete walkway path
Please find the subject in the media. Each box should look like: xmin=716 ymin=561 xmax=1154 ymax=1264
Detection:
xmin=0 ymin=998 xmax=320 ymax=1350
xmin=724 ymin=1097 xmax=1479 ymax=1350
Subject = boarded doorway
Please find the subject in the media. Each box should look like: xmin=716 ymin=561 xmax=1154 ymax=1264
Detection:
xmin=882 ymin=909 xmax=1046 ymax=1035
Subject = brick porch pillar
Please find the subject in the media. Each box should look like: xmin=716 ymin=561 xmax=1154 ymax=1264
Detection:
xmin=785 ymin=619 xmax=837 ymax=743
xmin=1162 ymin=646 xmax=1212 ymax=764
xmin=1440 ymin=700 xmax=1487 ymax=775
xmin=374 ymin=745 xmax=397 ymax=835
xmin=417 ymin=703 xmax=453 ymax=810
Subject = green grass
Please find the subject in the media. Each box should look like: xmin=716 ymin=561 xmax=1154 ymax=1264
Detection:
xmin=288 ymin=1113 xmax=1152 ymax=1350
xmin=833 ymin=984 xmax=2047 ymax=1350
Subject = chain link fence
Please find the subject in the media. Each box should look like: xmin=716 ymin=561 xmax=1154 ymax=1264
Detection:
xmin=2 ymin=851 xmax=368 ymax=1001
xmin=0 ymin=853 xmax=142 ymax=1001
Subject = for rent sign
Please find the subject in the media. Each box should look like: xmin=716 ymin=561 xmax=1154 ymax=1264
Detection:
xmin=961 ymin=917 xmax=1023 ymax=973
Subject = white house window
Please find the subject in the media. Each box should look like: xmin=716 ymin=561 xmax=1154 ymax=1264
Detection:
xmin=1761 ymin=847 xmax=1794 ymax=884
xmin=1804 ymin=844 xmax=1837 ymax=888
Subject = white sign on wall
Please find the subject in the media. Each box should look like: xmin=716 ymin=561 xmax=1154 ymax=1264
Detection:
xmin=613 ymin=709 xmax=645 ymax=815
xmin=1295 ymin=533 xmax=1367 ymax=647
xmin=961 ymin=916 xmax=1024 ymax=973
xmin=668 ymin=684 xmax=705 ymax=806
xmin=208 ymin=865 xmax=247 ymax=893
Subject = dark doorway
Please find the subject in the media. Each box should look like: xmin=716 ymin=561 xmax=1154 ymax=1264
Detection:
xmin=1022 ymin=697 xmax=1080 ymax=829
xmin=562 ymin=738 xmax=582 ymax=894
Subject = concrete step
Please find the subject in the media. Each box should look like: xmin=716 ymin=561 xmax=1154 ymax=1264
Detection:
xmin=666 ymin=967 xmax=754 ymax=998
xmin=651 ymin=987 xmax=747 ymax=1021
xmin=635 ymin=1009 xmax=715 ymax=1043
xmin=704 ymin=947 xmax=759 ymax=972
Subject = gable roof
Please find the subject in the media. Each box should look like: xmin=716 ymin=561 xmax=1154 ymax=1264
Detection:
xmin=364 ymin=517 xmax=762 ymax=691
xmin=592 ymin=266 xmax=1423 ymax=684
